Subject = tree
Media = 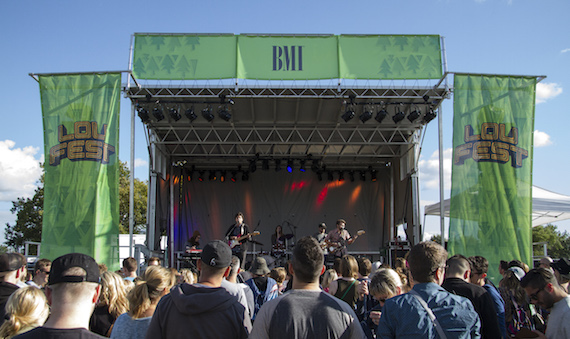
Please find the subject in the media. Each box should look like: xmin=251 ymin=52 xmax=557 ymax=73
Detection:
xmin=532 ymin=224 xmax=570 ymax=259
xmin=5 ymin=161 xmax=148 ymax=249
xmin=430 ymin=234 xmax=442 ymax=245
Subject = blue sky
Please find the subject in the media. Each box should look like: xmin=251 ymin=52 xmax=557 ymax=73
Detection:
xmin=1 ymin=0 xmax=569 ymax=244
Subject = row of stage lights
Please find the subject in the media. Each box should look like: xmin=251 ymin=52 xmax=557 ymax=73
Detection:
xmin=341 ymin=95 xmax=437 ymax=124
xmin=136 ymin=95 xmax=235 ymax=124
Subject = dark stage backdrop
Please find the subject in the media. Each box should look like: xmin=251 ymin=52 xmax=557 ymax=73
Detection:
xmin=171 ymin=168 xmax=392 ymax=254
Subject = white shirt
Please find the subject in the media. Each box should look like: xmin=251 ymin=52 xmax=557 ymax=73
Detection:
xmin=546 ymin=295 xmax=570 ymax=338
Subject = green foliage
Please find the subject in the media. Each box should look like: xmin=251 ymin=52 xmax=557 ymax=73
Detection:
xmin=532 ymin=224 xmax=570 ymax=258
xmin=430 ymin=234 xmax=442 ymax=244
xmin=4 ymin=161 xmax=148 ymax=249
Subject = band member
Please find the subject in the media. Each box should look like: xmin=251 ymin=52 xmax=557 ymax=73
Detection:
xmin=185 ymin=230 xmax=201 ymax=252
xmin=271 ymin=225 xmax=285 ymax=249
xmin=225 ymin=212 xmax=250 ymax=269
xmin=314 ymin=223 xmax=327 ymax=244
xmin=323 ymin=219 xmax=359 ymax=258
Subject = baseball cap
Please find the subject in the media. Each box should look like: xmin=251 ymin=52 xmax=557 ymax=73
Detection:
xmin=0 ymin=253 xmax=24 ymax=273
xmin=48 ymin=253 xmax=101 ymax=285
xmin=201 ymin=240 xmax=232 ymax=268
xmin=551 ymin=258 xmax=570 ymax=277
xmin=508 ymin=266 xmax=525 ymax=281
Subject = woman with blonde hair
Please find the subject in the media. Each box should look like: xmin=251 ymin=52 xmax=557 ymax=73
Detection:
xmin=90 ymin=271 xmax=129 ymax=337
xmin=110 ymin=266 xmax=174 ymax=339
xmin=0 ymin=287 xmax=49 ymax=338
xmin=321 ymin=269 xmax=338 ymax=293
xmin=328 ymin=255 xmax=359 ymax=308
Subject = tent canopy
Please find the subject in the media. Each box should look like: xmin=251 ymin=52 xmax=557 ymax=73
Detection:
xmin=424 ymin=185 xmax=570 ymax=227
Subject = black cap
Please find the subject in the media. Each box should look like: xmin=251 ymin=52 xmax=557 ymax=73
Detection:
xmin=48 ymin=253 xmax=101 ymax=285
xmin=201 ymin=240 xmax=232 ymax=268
xmin=551 ymin=258 xmax=570 ymax=276
xmin=0 ymin=253 xmax=23 ymax=273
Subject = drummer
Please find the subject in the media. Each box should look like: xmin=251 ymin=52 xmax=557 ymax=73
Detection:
xmin=271 ymin=225 xmax=286 ymax=252
xmin=185 ymin=230 xmax=201 ymax=252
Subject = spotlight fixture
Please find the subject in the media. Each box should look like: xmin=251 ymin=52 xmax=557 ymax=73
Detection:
xmin=275 ymin=159 xmax=282 ymax=172
xmin=423 ymin=108 xmax=437 ymax=123
xmin=231 ymin=171 xmax=237 ymax=182
xmin=287 ymin=159 xmax=294 ymax=173
xmin=169 ymin=108 xmax=181 ymax=121
xmin=392 ymin=105 xmax=405 ymax=124
xmin=185 ymin=107 xmax=197 ymax=122
xmin=202 ymin=106 xmax=214 ymax=122
xmin=209 ymin=171 xmax=216 ymax=181
xmin=359 ymin=106 xmax=373 ymax=123
xmin=138 ymin=108 xmax=150 ymax=123
xmin=370 ymin=168 xmax=377 ymax=182
xmin=152 ymin=108 xmax=165 ymax=121
xmin=220 ymin=171 xmax=226 ymax=182
xmin=198 ymin=171 xmax=205 ymax=182
xmin=349 ymin=170 xmax=355 ymax=182
xmin=375 ymin=108 xmax=388 ymax=123
xmin=218 ymin=105 xmax=231 ymax=122
xmin=262 ymin=159 xmax=269 ymax=171
xmin=242 ymin=171 xmax=249 ymax=181
xmin=299 ymin=159 xmax=306 ymax=172
xmin=359 ymin=170 xmax=366 ymax=181
xmin=423 ymin=95 xmax=430 ymax=102
xmin=341 ymin=106 xmax=355 ymax=122
xmin=338 ymin=171 xmax=345 ymax=182
xmin=407 ymin=106 xmax=421 ymax=123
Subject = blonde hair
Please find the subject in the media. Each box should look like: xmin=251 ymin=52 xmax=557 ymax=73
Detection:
xmin=321 ymin=269 xmax=338 ymax=290
xmin=269 ymin=267 xmax=287 ymax=285
xmin=369 ymin=268 xmax=403 ymax=298
xmin=179 ymin=269 xmax=195 ymax=284
xmin=0 ymin=287 xmax=49 ymax=339
xmin=99 ymin=271 xmax=129 ymax=319
xmin=128 ymin=266 xmax=174 ymax=319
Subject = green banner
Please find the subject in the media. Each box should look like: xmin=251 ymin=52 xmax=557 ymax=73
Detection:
xmin=39 ymin=73 xmax=121 ymax=271
xmin=339 ymin=35 xmax=442 ymax=79
xmin=132 ymin=34 xmax=443 ymax=80
xmin=449 ymin=74 xmax=536 ymax=283
xmin=133 ymin=34 xmax=237 ymax=80
xmin=237 ymin=35 xmax=338 ymax=80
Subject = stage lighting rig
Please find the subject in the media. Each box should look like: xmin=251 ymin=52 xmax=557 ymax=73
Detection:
xmin=169 ymin=108 xmax=181 ymax=121
xmin=202 ymin=106 xmax=214 ymax=122
xmin=287 ymin=159 xmax=294 ymax=173
xmin=407 ymin=106 xmax=421 ymax=123
xmin=392 ymin=105 xmax=405 ymax=124
xmin=359 ymin=105 xmax=373 ymax=123
xmin=423 ymin=108 xmax=437 ymax=123
xmin=299 ymin=159 xmax=306 ymax=172
xmin=275 ymin=159 xmax=282 ymax=172
xmin=218 ymin=105 xmax=231 ymax=121
xmin=185 ymin=107 xmax=198 ymax=122
xmin=262 ymin=159 xmax=270 ymax=171
xmin=375 ymin=107 xmax=388 ymax=124
xmin=137 ymin=107 xmax=150 ymax=123
xmin=152 ymin=107 xmax=165 ymax=121
xmin=342 ymin=106 xmax=355 ymax=122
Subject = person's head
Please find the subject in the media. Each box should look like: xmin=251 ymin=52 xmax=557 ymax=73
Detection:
xmin=321 ymin=269 xmax=338 ymax=289
xmin=128 ymin=265 xmax=174 ymax=319
xmin=445 ymin=254 xmax=471 ymax=281
xmin=369 ymin=268 xmax=403 ymax=307
xmin=15 ymin=253 xmax=27 ymax=283
xmin=468 ymin=256 xmax=489 ymax=286
xmin=191 ymin=230 xmax=201 ymax=240
xmin=539 ymin=257 xmax=553 ymax=269
xmin=499 ymin=260 xmax=509 ymax=275
xmin=407 ymin=241 xmax=448 ymax=284
xmin=32 ymin=259 xmax=51 ymax=287
xmin=249 ymin=257 xmax=270 ymax=277
xmin=0 ymin=286 xmax=49 ymax=338
xmin=122 ymin=257 xmax=137 ymax=277
xmin=394 ymin=257 xmax=407 ymax=271
xmin=290 ymin=236 xmax=325 ymax=284
xmin=508 ymin=260 xmax=525 ymax=271
xmin=336 ymin=219 xmax=346 ymax=230
xmin=235 ymin=212 xmax=244 ymax=225
xmin=228 ymin=256 xmax=241 ymax=278
xmin=357 ymin=257 xmax=372 ymax=278
xmin=275 ymin=225 xmax=283 ymax=234
xmin=99 ymin=271 xmax=129 ymax=318
xmin=148 ymin=257 xmax=161 ymax=266
xmin=0 ymin=253 xmax=27 ymax=284
xmin=179 ymin=268 xmax=195 ymax=284
xmin=521 ymin=267 xmax=565 ymax=309
xmin=269 ymin=267 xmax=287 ymax=285
xmin=550 ymin=258 xmax=570 ymax=286
xmin=318 ymin=223 xmax=326 ymax=233
xmin=339 ymin=255 xmax=359 ymax=279
xmin=333 ymin=258 xmax=342 ymax=276
xmin=198 ymin=240 xmax=232 ymax=281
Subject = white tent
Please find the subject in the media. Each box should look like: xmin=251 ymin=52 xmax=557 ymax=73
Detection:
xmin=424 ymin=186 xmax=570 ymax=227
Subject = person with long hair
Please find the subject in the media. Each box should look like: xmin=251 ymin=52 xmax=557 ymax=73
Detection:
xmin=90 ymin=271 xmax=129 ymax=337
xmin=110 ymin=266 xmax=174 ymax=339
xmin=499 ymin=267 xmax=543 ymax=335
xmin=0 ymin=287 xmax=49 ymax=338
xmin=328 ymin=255 xmax=359 ymax=308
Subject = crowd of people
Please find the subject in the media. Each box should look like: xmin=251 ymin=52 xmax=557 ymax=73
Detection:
xmin=0 ymin=220 xmax=569 ymax=338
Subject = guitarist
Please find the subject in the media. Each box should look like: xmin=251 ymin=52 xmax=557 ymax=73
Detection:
xmin=323 ymin=219 xmax=359 ymax=258
xmin=225 ymin=212 xmax=250 ymax=269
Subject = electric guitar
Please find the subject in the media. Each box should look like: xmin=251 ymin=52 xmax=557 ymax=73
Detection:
xmin=229 ymin=231 xmax=260 ymax=249
xmin=323 ymin=230 xmax=366 ymax=255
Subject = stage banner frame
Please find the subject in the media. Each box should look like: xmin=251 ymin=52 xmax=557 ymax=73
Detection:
xmin=39 ymin=73 xmax=121 ymax=271
xmin=448 ymin=74 xmax=536 ymax=283
xmin=131 ymin=34 xmax=442 ymax=81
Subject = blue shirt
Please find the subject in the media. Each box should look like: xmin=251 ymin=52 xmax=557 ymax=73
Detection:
xmin=377 ymin=282 xmax=481 ymax=339
xmin=483 ymin=282 xmax=507 ymax=339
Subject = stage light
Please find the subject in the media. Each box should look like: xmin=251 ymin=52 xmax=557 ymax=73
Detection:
xmin=218 ymin=105 xmax=231 ymax=122
xmin=359 ymin=170 xmax=366 ymax=181
xmin=341 ymin=106 xmax=355 ymax=122
xmin=392 ymin=106 xmax=405 ymax=124
xmin=231 ymin=171 xmax=237 ymax=182
xmin=349 ymin=171 xmax=355 ymax=182
xmin=423 ymin=95 xmax=430 ymax=102
xmin=249 ymin=159 xmax=257 ymax=173
xmin=275 ymin=159 xmax=282 ymax=172
xmin=209 ymin=171 xmax=216 ymax=181
xmin=299 ymin=159 xmax=306 ymax=172
xmin=287 ymin=159 xmax=294 ymax=173
xmin=169 ymin=108 xmax=181 ymax=121
xmin=423 ymin=108 xmax=437 ymax=123
xmin=338 ymin=171 xmax=345 ymax=182
xmin=371 ymin=169 xmax=377 ymax=182
xmin=202 ymin=106 xmax=214 ymax=122
xmin=262 ymin=159 xmax=269 ymax=171
xmin=185 ymin=107 xmax=197 ymax=122
xmin=152 ymin=108 xmax=164 ymax=121
xmin=242 ymin=171 xmax=249 ymax=181
xmin=327 ymin=171 xmax=334 ymax=181
xmin=375 ymin=108 xmax=388 ymax=123
xmin=138 ymin=108 xmax=150 ymax=123
xmin=359 ymin=106 xmax=373 ymax=123
xmin=220 ymin=171 xmax=226 ymax=182
xmin=407 ymin=106 xmax=421 ymax=123
xmin=198 ymin=171 xmax=204 ymax=182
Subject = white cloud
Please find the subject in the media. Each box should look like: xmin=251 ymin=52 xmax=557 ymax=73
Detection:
xmin=561 ymin=48 xmax=570 ymax=54
xmin=0 ymin=141 xmax=43 ymax=202
xmin=534 ymin=130 xmax=552 ymax=147
xmin=134 ymin=158 xmax=148 ymax=168
xmin=418 ymin=148 xmax=453 ymax=191
xmin=536 ymin=82 xmax=563 ymax=103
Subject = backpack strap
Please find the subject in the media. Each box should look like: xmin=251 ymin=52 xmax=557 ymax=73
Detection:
xmin=409 ymin=289 xmax=448 ymax=339
xmin=340 ymin=279 xmax=357 ymax=300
